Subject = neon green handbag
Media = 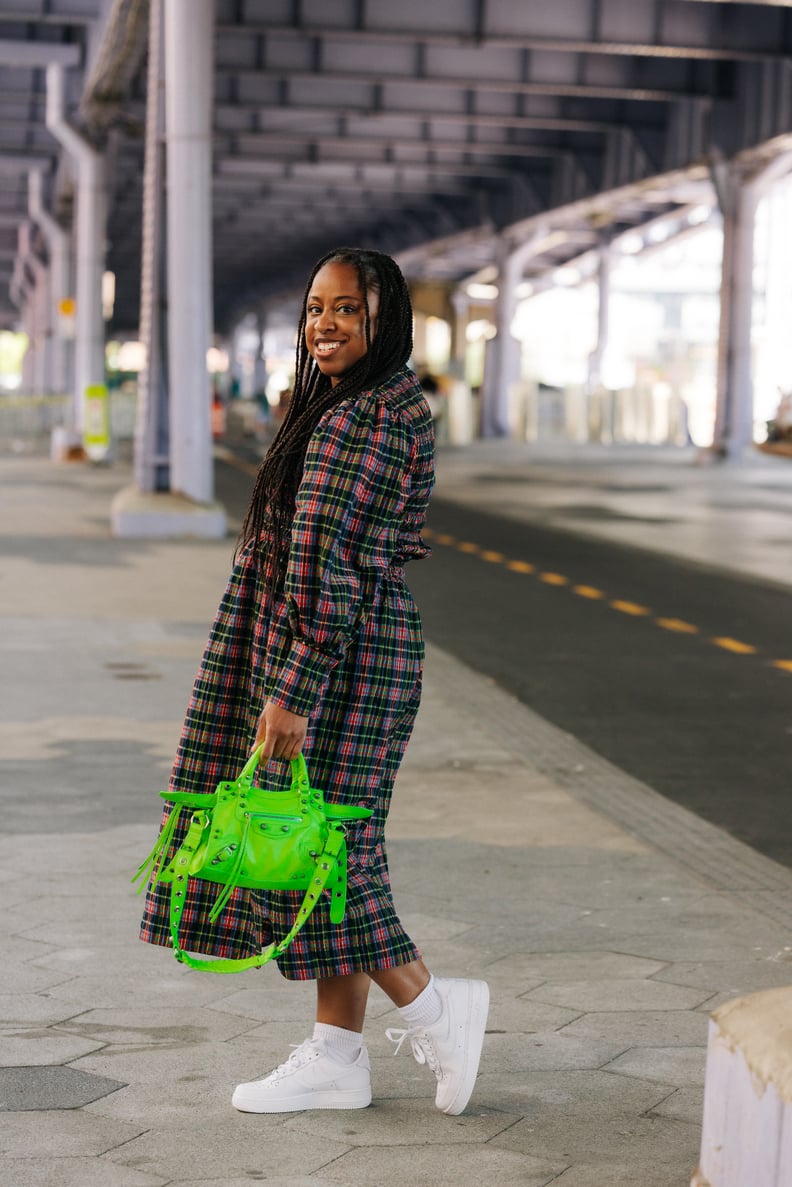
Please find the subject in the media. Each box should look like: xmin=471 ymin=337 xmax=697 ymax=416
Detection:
xmin=133 ymin=747 xmax=372 ymax=973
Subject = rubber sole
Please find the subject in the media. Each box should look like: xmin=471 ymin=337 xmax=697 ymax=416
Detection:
xmin=231 ymin=1086 xmax=372 ymax=1113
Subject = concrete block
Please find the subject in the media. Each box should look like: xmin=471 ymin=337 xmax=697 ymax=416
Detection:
xmin=111 ymin=485 xmax=227 ymax=540
xmin=693 ymin=987 xmax=792 ymax=1187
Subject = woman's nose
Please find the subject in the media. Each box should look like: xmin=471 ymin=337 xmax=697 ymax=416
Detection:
xmin=316 ymin=309 xmax=336 ymax=332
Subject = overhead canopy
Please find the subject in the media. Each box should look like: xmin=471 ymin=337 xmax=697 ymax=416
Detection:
xmin=3 ymin=0 xmax=792 ymax=331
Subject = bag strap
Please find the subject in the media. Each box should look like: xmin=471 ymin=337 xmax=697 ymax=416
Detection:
xmin=166 ymin=816 xmax=348 ymax=974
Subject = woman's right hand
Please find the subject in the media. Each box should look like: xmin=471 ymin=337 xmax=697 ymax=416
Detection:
xmin=255 ymin=700 xmax=308 ymax=761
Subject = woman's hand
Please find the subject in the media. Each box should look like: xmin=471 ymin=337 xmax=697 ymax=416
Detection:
xmin=255 ymin=701 xmax=308 ymax=761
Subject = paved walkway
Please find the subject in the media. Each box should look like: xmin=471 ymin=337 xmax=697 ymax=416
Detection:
xmin=1 ymin=440 xmax=792 ymax=1187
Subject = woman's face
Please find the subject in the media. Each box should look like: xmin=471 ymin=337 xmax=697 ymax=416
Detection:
xmin=305 ymin=261 xmax=379 ymax=387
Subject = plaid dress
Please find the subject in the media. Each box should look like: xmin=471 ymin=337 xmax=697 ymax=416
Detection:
xmin=139 ymin=366 xmax=434 ymax=979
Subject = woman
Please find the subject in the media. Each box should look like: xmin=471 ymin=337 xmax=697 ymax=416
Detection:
xmin=140 ymin=247 xmax=489 ymax=1115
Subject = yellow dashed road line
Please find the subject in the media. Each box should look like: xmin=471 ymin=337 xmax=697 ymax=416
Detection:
xmin=656 ymin=617 xmax=699 ymax=634
xmin=711 ymin=637 xmax=757 ymax=655
xmin=573 ymin=585 xmax=605 ymax=600
xmin=420 ymin=525 xmax=792 ymax=673
xmin=611 ymin=600 xmax=651 ymax=617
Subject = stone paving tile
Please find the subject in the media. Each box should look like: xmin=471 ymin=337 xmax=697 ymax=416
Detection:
xmin=549 ymin=1164 xmax=690 ymax=1187
xmin=0 ymin=1029 xmax=105 ymax=1067
xmin=558 ymin=1008 xmax=709 ymax=1047
xmin=43 ymin=969 xmax=245 ymax=1009
xmin=56 ymin=1007 xmax=259 ymax=1047
xmin=483 ymin=992 xmax=580 ymax=1034
xmin=490 ymin=950 xmax=666 ymax=981
xmin=0 ymin=1110 xmax=144 ymax=1156
xmin=0 ymin=994 xmax=86 ymax=1027
xmin=491 ymin=1108 xmax=700 ymax=1173
xmin=0 ymin=1159 xmax=165 ymax=1187
xmin=611 ymin=929 xmax=788 ymax=964
xmin=651 ymin=958 xmax=792 ymax=993
xmin=650 ymin=1084 xmax=705 ymax=1122
xmin=524 ymin=978 xmax=710 ymax=1013
xmin=0 ymin=1064 xmax=125 ymax=1111
xmin=283 ymin=1097 xmax=521 ymax=1145
xmin=0 ymin=964 xmax=74 ymax=995
xmin=484 ymin=1032 xmax=628 ymax=1073
xmin=104 ymin=1123 xmax=351 ymax=1181
xmin=605 ymin=1045 xmax=707 ymax=1088
xmin=173 ymin=1181 xmax=339 ymax=1187
xmin=316 ymin=1143 xmax=564 ymax=1186
xmin=3 ymin=936 xmax=59 ymax=964
xmin=71 ymin=1039 xmax=262 ymax=1092
xmin=476 ymin=1067 xmax=673 ymax=1120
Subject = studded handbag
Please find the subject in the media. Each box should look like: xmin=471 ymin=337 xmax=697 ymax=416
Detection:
xmin=133 ymin=747 xmax=372 ymax=973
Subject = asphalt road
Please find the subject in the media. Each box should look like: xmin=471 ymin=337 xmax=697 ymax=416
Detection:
xmin=216 ymin=457 xmax=792 ymax=869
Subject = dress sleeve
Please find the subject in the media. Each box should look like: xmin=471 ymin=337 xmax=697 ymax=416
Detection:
xmin=265 ymin=395 xmax=415 ymax=716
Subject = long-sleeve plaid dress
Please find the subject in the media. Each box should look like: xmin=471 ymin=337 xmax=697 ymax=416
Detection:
xmin=140 ymin=366 xmax=434 ymax=979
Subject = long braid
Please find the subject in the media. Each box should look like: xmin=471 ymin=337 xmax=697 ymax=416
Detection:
xmin=238 ymin=247 xmax=414 ymax=588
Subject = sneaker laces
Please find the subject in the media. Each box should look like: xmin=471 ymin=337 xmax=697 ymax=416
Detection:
xmin=385 ymin=1026 xmax=441 ymax=1077
xmin=264 ymin=1037 xmax=322 ymax=1082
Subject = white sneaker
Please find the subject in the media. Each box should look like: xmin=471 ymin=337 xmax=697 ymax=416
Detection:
xmin=386 ymin=977 xmax=489 ymax=1115
xmin=231 ymin=1037 xmax=372 ymax=1113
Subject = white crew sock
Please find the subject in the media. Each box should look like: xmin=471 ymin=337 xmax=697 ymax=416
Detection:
xmin=313 ymin=1022 xmax=363 ymax=1064
xmin=398 ymin=975 xmax=443 ymax=1028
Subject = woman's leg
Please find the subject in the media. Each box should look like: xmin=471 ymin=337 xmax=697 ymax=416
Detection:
xmin=369 ymin=958 xmax=431 ymax=1006
xmin=313 ymin=958 xmax=431 ymax=1028
xmin=315 ymin=971 xmax=373 ymax=1031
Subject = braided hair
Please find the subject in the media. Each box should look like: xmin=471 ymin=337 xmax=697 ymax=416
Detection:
xmin=238 ymin=247 xmax=414 ymax=588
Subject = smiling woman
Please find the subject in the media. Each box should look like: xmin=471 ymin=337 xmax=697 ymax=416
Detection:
xmin=305 ymin=262 xmax=380 ymax=384
xmin=139 ymin=246 xmax=490 ymax=1119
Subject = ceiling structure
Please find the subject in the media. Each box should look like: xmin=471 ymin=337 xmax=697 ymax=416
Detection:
xmin=3 ymin=0 xmax=792 ymax=334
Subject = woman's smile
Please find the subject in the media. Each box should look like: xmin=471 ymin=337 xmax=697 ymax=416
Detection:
xmin=305 ymin=261 xmax=380 ymax=386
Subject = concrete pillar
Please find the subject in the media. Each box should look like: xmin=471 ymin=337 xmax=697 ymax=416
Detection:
xmin=588 ymin=239 xmax=612 ymax=395
xmin=480 ymin=234 xmax=544 ymax=437
xmin=713 ymin=168 xmax=757 ymax=458
xmin=45 ymin=63 xmax=107 ymax=456
xmin=112 ymin=0 xmax=224 ymax=536
xmin=28 ymin=170 xmax=70 ymax=397
xmin=134 ymin=0 xmax=169 ymax=494
xmin=712 ymin=153 xmax=792 ymax=458
xmin=164 ymin=0 xmax=215 ymax=504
